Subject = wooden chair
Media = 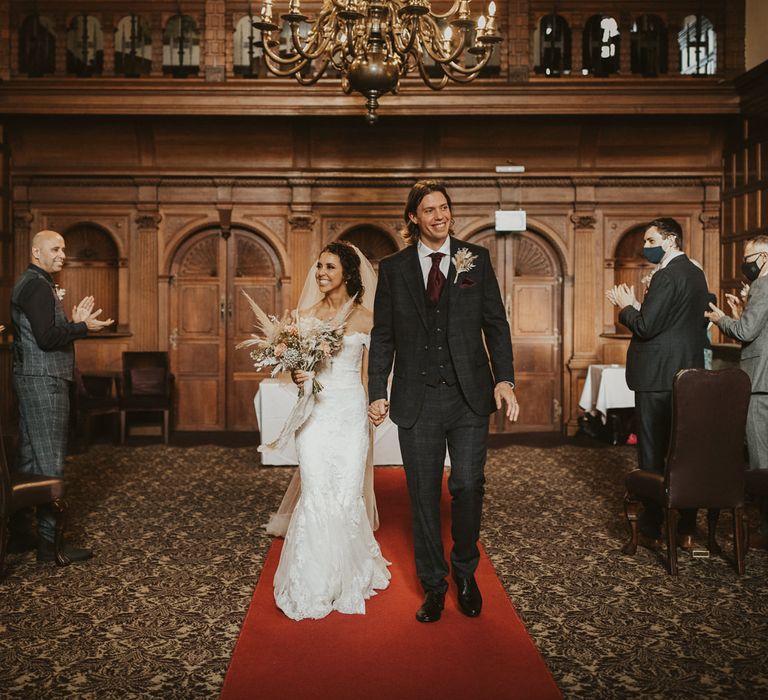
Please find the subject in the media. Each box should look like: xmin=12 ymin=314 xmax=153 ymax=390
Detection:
xmin=622 ymin=368 xmax=751 ymax=576
xmin=73 ymin=368 xmax=119 ymax=448
xmin=118 ymin=351 xmax=174 ymax=444
xmin=744 ymin=469 xmax=768 ymax=550
xmin=0 ymin=418 xmax=69 ymax=579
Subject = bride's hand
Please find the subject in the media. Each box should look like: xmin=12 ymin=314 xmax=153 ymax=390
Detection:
xmin=291 ymin=369 xmax=310 ymax=386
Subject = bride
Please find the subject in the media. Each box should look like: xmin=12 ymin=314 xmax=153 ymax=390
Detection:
xmin=269 ymin=241 xmax=391 ymax=620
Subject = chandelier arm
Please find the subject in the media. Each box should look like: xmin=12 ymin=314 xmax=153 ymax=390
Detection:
xmin=417 ymin=59 xmax=450 ymax=90
xmin=390 ymin=16 xmax=420 ymax=58
xmin=417 ymin=16 xmax=469 ymax=65
xmin=263 ymin=50 xmax=312 ymax=76
xmin=287 ymin=21 xmax=334 ymax=61
xmin=444 ymin=48 xmax=492 ymax=77
xmin=427 ymin=0 xmax=464 ymax=20
xmin=293 ymin=58 xmax=331 ymax=85
xmin=260 ymin=31 xmax=307 ymax=67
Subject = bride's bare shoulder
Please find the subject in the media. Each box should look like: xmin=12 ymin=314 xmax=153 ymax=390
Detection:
xmin=346 ymin=305 xmax=373 ymax=334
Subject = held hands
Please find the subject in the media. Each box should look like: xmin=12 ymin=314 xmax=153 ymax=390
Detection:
xmin=72 ymin=296 xmax=114 ymax=332
xmin=495 ymin=383 xmax=520 ymax=422
xmin=606 ymin=284 xmax=638 ymax=310
xmin=368 ymin=398 xmax=389 ymax=426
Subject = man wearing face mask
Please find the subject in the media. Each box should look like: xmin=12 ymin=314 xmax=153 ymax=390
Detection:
xmin=706 ymin=235 xmax=768 ymax=549
xmin=607 ymin=217 xmax=709 ymax=550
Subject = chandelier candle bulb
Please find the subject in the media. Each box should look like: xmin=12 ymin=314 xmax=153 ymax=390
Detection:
xmin=484 ymin=1 xmax=497 ymax=35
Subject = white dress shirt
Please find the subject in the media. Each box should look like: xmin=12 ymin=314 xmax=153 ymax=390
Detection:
xmin=417 ymin=238 xmax=451 ymax=288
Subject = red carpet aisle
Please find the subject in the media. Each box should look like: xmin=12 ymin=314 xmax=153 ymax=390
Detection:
xmin=220 ymin=468 xmax=561 ymax=700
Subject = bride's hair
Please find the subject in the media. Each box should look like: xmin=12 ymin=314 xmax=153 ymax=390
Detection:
xmin=322 ymin=241 xmax=364 ymax=305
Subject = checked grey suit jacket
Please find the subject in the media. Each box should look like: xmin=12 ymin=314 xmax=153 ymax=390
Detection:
xmin=368 ymin=236 xmax=515 ymax=429
xmin=717 ymin=274 xmax=768 ymax=393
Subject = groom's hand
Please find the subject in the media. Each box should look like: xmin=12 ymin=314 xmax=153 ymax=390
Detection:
xmin=494 ymin=383 xmax=519 ymax=422
xmin=368 ymin=399 xmax=389 ymax=426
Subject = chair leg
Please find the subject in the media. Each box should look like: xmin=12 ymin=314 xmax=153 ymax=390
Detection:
xmin=622 ymin=494 xmax=640 ymax=555
xmin=120 ymin=410 xmax=126 ymax=444
xmin=707 ymin=508 xmax=722 ymax=555
xmin=665 ymin=508 xmax=679 ymax=576
xmin=51 ymin=499 xmax=70 ymax=567
xmin=733 ymin=507 xmax=746 ymax=575
xmin=163 ymin=410 xmax=169 ymax=445
xmin=0 ymin=516 xmax=8 ymax=581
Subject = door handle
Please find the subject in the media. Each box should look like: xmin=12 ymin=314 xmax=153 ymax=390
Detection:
xmin=228 ymin=297 xmax=233 ymax=319
xmin=169 ymin=327 xmax=178 ymax=350
xmin=220 ymin=300 xmax=226 ymax=321
xmin=505 ymin=293 xmax=512 ymax=322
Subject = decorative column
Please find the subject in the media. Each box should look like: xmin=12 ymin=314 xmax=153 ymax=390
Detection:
xmin=0 ymin=0 xmax=10 ymax=80
xmin=54 ymin=15 xmax=68 ymax=75
xmin=102 ymin=15 xmax=115 ymax=76
xmin=571 ymin=17 xmax=583 ymax=75
xmin=150 ymin=13 xmax=163 ymax=76
xmin=619 ymin=14 xmax=631 ymax=75
xmin=134 ymin=179 xmax=162 ymax=348
xmin=506 ymin=0 xmax=530 ymax=83
xmin=667 ymin=13 xmax=680 ymax=75
xmin=286 ymin=178 xmax=316 ymax=308
xmin=567 ymin=198 xmax=600 ymax=434
xmin=204 ymin=0 xmax=226 ymax=81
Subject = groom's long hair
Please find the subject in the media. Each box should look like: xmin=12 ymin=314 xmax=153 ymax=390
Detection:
xmin=400 ymin=180 xmax=454 ymax=246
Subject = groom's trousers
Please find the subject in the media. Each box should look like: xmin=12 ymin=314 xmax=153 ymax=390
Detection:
xmin=398 ymin=381 xmax=489 ymax=594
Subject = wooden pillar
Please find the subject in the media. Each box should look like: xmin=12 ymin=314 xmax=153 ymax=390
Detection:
xmin=506 ymin=0 xmax=530 ymax=83
xmin=0 ymin=0 xmax=10 ymax=81
xmin=204 ymin=0 xmax=226 ymax=82
xmin=150 ymin=14 xmax=163 ymax=76
xmin=102 ymin=15 xmax=115 ymax=76
xmin=287 ymin=178 xmax=317 ymax=309
xmin=667 ymin=13 xmax=680 ymax=75
xmin=571 ymin=21 xmax=583 ymax=74
xmin=54 ymin=15 xmax=67 ymax=75
xmin=619 ymin=16 xmax=631 ymax=75
xmin=134 ymin=179 xmax=162 ymax=349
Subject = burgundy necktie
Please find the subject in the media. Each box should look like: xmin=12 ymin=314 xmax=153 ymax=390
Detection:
xmin=426 ymin=252 xmax=446 ymax=305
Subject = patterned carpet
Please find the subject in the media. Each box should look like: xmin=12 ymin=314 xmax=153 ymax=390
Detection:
xmin=1 ymin=439 xmax=767 ymax=699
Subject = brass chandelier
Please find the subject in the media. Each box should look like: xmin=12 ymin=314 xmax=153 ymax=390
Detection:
xmin=253 ymin=0 xmax=501 ymax=123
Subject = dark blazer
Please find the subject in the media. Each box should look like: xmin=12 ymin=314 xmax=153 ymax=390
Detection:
xmin=368 ymin=237 xmax=514 ymax=428
xmin=619 ymin=254 xmax=709 ymax=392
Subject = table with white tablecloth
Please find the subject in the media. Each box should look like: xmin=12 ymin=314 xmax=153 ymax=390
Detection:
xmin=578 ymin=364 xmax=635 ymax=421
xmin=254 ymin=378 xmax=404 ymax=465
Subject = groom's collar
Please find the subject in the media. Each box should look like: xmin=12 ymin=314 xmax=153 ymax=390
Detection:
xmin=417 ymin=237 xmax=451 ymax=260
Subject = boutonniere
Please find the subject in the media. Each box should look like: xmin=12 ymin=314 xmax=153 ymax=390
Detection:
xmin=53 ymin=285 xmax=66 ymax=302
xmin=452 ymin=248 xmax=478 ymax=283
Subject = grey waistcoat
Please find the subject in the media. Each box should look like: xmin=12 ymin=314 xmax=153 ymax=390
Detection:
xmin=11 ymin=267 xmax=75 ymax=380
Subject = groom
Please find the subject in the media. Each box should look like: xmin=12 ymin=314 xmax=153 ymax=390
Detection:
xmin=368 ymin=180 xmax=518 ymax=623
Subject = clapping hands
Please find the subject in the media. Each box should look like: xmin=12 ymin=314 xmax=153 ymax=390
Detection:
xmin=606 ymin=283 xmax=639 ymax=310
xmin=72 ymin=296 xmax=114 ymax=332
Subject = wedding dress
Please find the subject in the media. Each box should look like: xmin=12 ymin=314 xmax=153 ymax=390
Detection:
xmin=273 ymin=331 xmax=391 ymax=620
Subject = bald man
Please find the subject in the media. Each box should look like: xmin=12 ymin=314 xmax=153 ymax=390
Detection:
xmin=10 ymin=230 xmax=112 ymax=563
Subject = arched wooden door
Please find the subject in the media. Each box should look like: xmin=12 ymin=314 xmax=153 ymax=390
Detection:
xmin=468 ymin=229 xmax=563 ymax=432
xmin=169 ymin=227 xmax=284 ymax=431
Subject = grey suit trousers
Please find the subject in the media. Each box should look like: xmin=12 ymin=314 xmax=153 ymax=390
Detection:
xmin=14 ymin=375 xmax=70 ymax=540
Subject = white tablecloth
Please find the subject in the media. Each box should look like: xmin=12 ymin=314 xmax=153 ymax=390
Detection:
xmin=254 ymin=379 xmax=404 ymax=465
xmin=578 ymin=364 xmax=634 ymax=419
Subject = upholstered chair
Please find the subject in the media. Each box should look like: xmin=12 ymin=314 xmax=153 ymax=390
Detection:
xmin=622 ymin=368 xmax=751 ymax=575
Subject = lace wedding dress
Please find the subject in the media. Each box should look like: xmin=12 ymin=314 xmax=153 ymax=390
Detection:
xmin=273 ymin=332 xmax=391 ymax=620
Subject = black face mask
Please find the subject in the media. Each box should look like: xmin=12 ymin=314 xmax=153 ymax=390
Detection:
xmin=741 ymin=256 xmax=766 ymax=282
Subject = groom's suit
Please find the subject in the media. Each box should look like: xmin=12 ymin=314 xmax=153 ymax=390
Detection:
xmin=369 ymin=236 xmax=514 ymax=592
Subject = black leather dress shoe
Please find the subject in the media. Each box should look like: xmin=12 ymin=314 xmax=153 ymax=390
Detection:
xmin=454 ymin=575 xmax=482 ymax=617
xmin=37 ymin=540 xmax=94 ymax=564
xmin=416 ymin=591 xmax=445 ymax=623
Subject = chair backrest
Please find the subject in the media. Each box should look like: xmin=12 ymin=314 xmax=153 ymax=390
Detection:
xmin=666 ymin=368 xmax=751 ymax=509
xmin=122 ymin=351 xmax=170 ymax=397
